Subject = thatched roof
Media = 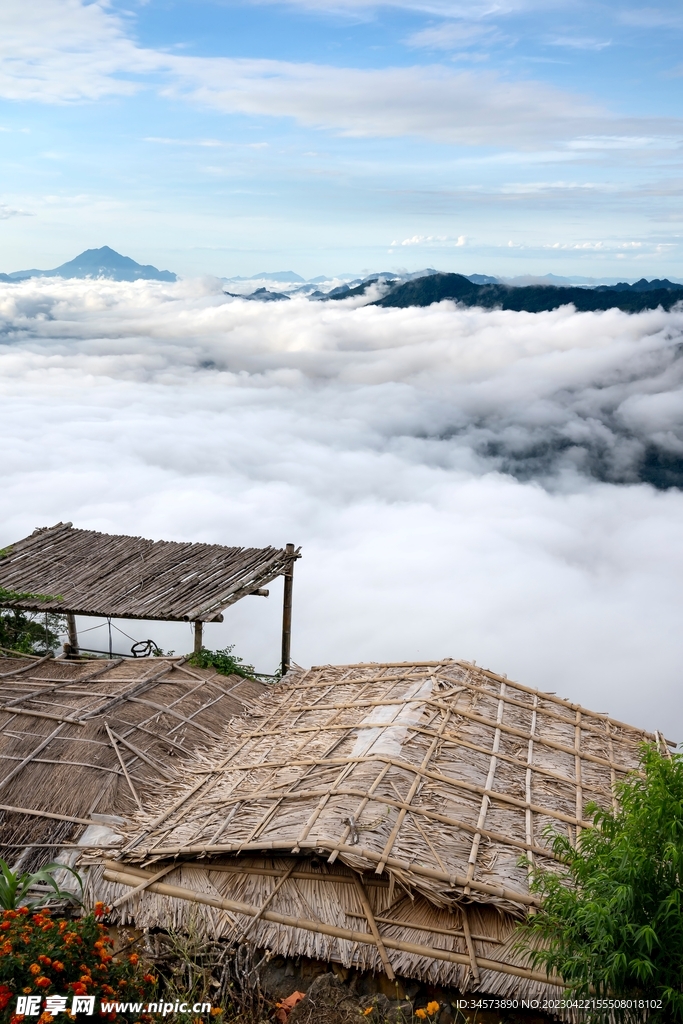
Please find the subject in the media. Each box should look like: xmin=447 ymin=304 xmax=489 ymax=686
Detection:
xmin=0 ymin=522 xmax=299 ymax=621
xmin=0 ymin=652 xmax=265 ymax=868
xmin=97 ymin=659 xmax=669 ymax=1001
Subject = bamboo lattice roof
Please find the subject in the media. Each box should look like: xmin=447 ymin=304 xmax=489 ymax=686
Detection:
xmin=117 ymin=659 xmax=668 ymax=914
xmin=97 ymin=659 xmax=669 ymax=1004
xmin=0 ymin=522 xmax=299 ymax=621
xmin=0 ymin=652 xmax=265 ymax=869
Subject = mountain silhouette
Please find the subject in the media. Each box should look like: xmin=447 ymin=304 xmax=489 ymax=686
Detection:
xmin=5 ymin=246 xmax=176 ymax=282
xmin=373 ymin=273 xmax=683 ymax=314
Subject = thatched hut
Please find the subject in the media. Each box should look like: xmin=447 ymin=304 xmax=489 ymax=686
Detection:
xmin=0 ymin=652 xmax=265 ymax=871
xmin=97 ymin=659 xmax=671 ymax=1004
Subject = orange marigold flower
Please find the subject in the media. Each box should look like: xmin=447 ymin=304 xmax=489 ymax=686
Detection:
xmin=32 ymin=915 xmax=44 ymax=925
xmin=36 ymin=977 xmax=51 ymax=989
xmin=128 ymin=953 xmax=139 ymax=966
xmin=93 ymin=902 xmax=106 ymax=917
xmin=426 ymin=1002 xmax=440 ymax=1015
xmin=0 ymin=921 xmax=11 ymax=931
xmin=10 ymin=1014 xmax=26 ymax=1024
xmin=210 ymin=1010 xmax=222 ymax=1018
xmin=1 ymin=941 xmax=12 ymax=954
xmin=118 ymin=980 xmax=127 ymax=988
xmin=23 ymin=988 xmax=32 ymax=995
xmin=52 ymin=962 xmax=64 ymax=972
xmin=101 ymin=987 xmax=115 ymax=997
xmin=38 ymin=956 xmax=52 ymax=966
xmin=19 ymin=907 xmax=29 ymax=915
xmin=41 ymin=923 xmax=54 ymax=932
xmin=142 ymin=975 xmax=156 ymax=984
xmin=38 ymin=1013 xmax=54 ymax=1024
xmin=29 ymin=964 xmax=42 ymax=976
xmin=79 ymin=977 xmax=91 ymax=986
xmin=415 ymin=1011 xmax=427 ymax=1020
xmin=58 ymin=922 xmax=68 ymax=933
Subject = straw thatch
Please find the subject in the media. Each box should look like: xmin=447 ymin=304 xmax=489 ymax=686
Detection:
xmin=0 ymin=652 xmax=265 ymax=869
xmin=98 ymin=659 xmax=671 ymax=1002
xmin=0 ymin=522 xmax=299 ymax=621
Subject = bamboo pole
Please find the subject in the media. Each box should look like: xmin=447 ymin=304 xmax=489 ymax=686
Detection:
xmin=460 ymin=907 xmax=480 ymax=985
xmin=464 ymin=682 xmax=505 ymax=895
xmin=0 ymin=803 xmax=104 ymax=827
xmin=240 ymin=861 xmax=297 ymax=939
xmin=0 ymin=654 xmax=53 ymax=679
xmin=110 ymin=862 xmax=179 ymax=910
xmin=353 ymin=873 xmax=395 ymax=981
xmin=344 ymin=912 xmax=501 ymax=943
xmin=0 ymin=706 xmax=86 ymax=726
xmin=102 ymin=863 xmax=561 ymax=986
xmin=117 ymin=839 xmax=540 ymax=907
xmin=106 ymin=724 xmax=143 ymax=812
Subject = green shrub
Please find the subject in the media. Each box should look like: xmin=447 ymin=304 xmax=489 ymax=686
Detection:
xmin=0 ymin=587 xmax=65 ymax=656
xmin=187 ymin=647 xmax=255 ymax=680
xmin=519 ymin=744 xmax=683 ymax=1022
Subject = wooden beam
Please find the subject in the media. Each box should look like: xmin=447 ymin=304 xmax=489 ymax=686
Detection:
xmin=66 ymin=613 xmax=79 ymax=657
xmin=281 ymin=543 xmax=295 ymax=676
xmin=193 ymin=621 xmax=203 ymax=655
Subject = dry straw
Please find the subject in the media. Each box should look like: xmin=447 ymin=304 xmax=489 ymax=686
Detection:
xmin=97 ymin=659 xmax=669 ymax=1004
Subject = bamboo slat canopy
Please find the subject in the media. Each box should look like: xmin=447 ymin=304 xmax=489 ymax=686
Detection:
xmin=0 ymin=523 xmax=299 ymax=622
xmin=97 ymin=659 xmax=671 ymax=1004
xmin=0 ymin=652 xmax=265 ymax=870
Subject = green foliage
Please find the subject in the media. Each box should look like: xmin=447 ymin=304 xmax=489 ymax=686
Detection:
xmin=519 ymin=744 xmax=683 ymax=1022
xmin=0 ymin=859 xmax=82 ymax=912
xmin=0 ymin=586 xmax=65 ymax=655
xmin=0 ymin=608 xmax=65 ymax=655
xmin=0 ymin=904 xmax=156 ymax=1022
xmin=188 ymin=646 xmax=255 ymax=679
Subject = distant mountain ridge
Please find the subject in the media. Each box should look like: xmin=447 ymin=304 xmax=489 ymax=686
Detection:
xmin=373 ymin=273 xmax=683 ymax=314
xmin=0 ymin=246 xmax=176 ymax=282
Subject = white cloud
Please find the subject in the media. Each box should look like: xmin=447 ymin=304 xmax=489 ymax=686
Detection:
xmin=0 ymin=1 xmax=681 ymax=150
xmin=0 ymin=0 xmax=159 ymax=103
xmin=389 ymin=234 xmax=465 ymax=245
xmin=2 ymin=277 xmax=683 ymax=740
xmin=406 ymin=20 xmax=498 ymax=49
xmin=547 ymin=36 xmax=612 ymax=50
xmin=0 ymin=204 xmax=29 ymax=219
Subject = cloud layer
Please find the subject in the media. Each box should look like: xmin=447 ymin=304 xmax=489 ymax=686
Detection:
xmin=2 ymin=277 xmax=683 ymax=740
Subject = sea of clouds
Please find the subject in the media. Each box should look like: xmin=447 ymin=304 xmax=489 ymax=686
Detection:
xmin=2 ymin=276 xmax=683 ymax=739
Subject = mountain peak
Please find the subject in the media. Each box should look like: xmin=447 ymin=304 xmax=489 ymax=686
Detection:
xmin=4 ymin=246 xmax=176 ymax=282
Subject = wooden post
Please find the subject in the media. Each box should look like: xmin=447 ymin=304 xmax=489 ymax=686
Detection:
xmin=281 ymin=543 xmax=295 ymax=677
xmin=193 ymin=620 xmax=203 ymax=655
xmin=66 ymin=613 xmax=79 ymax=657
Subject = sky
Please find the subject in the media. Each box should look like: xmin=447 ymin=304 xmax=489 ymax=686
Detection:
xmin=0 ymin=0 xmax=682 ymax=278
xmin=2 ymin=277 xmax=683 ymax=741
xmin=2 ymin=3 xmax=683 ymax=743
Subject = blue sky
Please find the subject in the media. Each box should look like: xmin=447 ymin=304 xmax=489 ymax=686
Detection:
xmin=1 ymin=0 xmax=682 ymax=278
